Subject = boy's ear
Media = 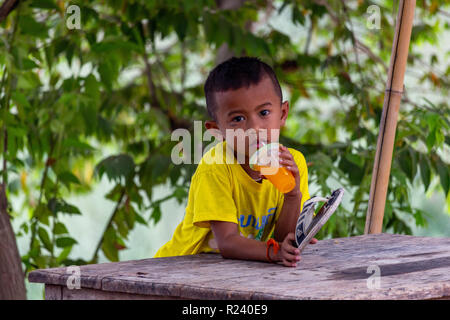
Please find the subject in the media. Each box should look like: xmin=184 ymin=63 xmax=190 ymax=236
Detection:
xmin=205 ymin=120 xmax=219 ymax=130
xmin=280 ymin=100 xmax=289 ymax=127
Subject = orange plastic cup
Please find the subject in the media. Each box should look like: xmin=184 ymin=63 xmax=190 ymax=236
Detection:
xmin=249 ymin=143 xmax=296 ymax=193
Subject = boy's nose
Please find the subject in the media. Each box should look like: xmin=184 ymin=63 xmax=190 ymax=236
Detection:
xmin=247 ymin=119 xmax=264 ymax=133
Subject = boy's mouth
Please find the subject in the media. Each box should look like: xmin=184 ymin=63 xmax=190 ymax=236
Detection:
xmin=256 ymin=138 xmax=267 ymax=149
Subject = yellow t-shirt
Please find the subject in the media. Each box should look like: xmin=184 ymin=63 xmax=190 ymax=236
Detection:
xmin=153 ymin=141 xmax=310 ymax=258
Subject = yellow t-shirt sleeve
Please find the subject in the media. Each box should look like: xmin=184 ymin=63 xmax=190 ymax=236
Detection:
xmin=290 ymin=148 xmax=311 ymax=210
xmin=191 ymin=169 xmax=238 ymax=228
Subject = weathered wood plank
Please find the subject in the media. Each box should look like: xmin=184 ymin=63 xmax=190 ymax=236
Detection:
xmin=45 ymin=285 xmax=62 ymax=300
xmin=60 ymin=287 xmax=185 ymax=300
xmin=29 ymin=234 xmax=450 ymax=300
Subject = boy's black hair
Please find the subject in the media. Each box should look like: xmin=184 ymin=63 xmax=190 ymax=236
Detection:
xmin=204 ymin=56 xmax=283 ymax=121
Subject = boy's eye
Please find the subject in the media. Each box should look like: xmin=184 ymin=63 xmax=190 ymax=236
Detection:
xmin=260 ymin=110 xmax=270 ymax=116
xmin=232 ymin=116 xmax=245 ymax=122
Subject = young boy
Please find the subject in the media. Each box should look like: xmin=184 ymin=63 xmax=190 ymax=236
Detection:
xmin=154 ymin=57 xmax=316 ymax=267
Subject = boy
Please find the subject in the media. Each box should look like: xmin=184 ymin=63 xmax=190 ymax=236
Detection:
xmin=154 ymin=57 xmax=316 ymax=267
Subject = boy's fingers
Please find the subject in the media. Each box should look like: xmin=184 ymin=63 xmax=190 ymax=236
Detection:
xmin=309 ymin=238 xmax=318 ymax=244
xmin=282 ymin=251 xmax=300 ymax=262
xmin=285 ymin=232 xmax=296 ymax=244
xmin=286 ymin=232 xmax=295 ymax=240
xmin=282 ymin=259 xmax=291 ymax=267
xmin=283 ymin=259 xmax=298 ymax=267
xmin=283 ymin=254 xmax=297 ymax=264
xmin=284 ymin=243 xmax=300 ymax=255
xmin=278 ymin=151 xmax=293 ymax=161
xmin=283 ymin=234 xmax=300 ymax=255
xmin=280 ymin=158 xmax=295 ymax=166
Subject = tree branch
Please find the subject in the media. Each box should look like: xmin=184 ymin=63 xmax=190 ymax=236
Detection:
xmin=90 ymin=190 xmax=126 ymax=263
xmin=0 ymin=0 xmax=19 ymax=23
xmin=142 ymin=47 xmax=192 ymax=130
xmin=304 ymin=16 xmax=314 ymax=55
xmin=313 ymin=0 xmax=388 ymax=72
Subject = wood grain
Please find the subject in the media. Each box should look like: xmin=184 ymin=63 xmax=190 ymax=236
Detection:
xmin=28 ymin=233 xmax=450 ymax=300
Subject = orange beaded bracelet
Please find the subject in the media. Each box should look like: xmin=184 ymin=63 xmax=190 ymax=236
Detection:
xmin=266 ymin=238 xmax=280 ymax=263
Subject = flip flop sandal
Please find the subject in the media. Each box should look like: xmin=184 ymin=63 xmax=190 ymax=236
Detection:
xmin=295 ymin=188 xmax=345 ymax=252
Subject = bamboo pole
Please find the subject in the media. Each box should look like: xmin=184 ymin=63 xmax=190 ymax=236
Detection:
xmin=364 ymin=0 xmax=416 ymax=234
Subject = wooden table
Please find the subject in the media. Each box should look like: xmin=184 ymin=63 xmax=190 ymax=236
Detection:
xmin=28 ymin=233 xmax=450 ymax=300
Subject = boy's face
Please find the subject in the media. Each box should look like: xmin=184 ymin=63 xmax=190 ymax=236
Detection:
xmin=205 ymin=76 xmax=289 ymax=161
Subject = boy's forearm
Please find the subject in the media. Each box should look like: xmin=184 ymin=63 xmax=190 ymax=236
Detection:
xmin=273 ymin=193 xmax=302 ymax=242
xmin=219 ymin=234 xmax=278 ymax=263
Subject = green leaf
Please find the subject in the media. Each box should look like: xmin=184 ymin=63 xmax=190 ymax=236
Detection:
xmin=124 ymin=202 xmax=136 ymax=229
xmin=19 ymin=16 xmax=48 ymax=38
xmin=30 ymin=0 xmax=59 ymax=10
xmin=97 ymin=54 xmax=120 ymax=91
xmin=38 ymin=227 xmax=52 ymax=252
xmin=48 ymin=198 xmax=81 ymax=215
xmin=150 ymin=154 xmax=170 ymax=183
xmin=21 ymin=58 xmax=39 ymax=70
xmin=91 ymin=39 xmax=140 ymax=54
xmin=292 ymin=6 xmax=305 ymax=25
xmin=29 ymin=237 xmax=41 ymax=258
xmin=11 ymin=91 xmax=31 ymax=109
xmin=105 ymin=184 xmax=124 ymax=201
xmin=34 ymin=204 xmax=51 ymax=226
xmin=58 ymin=171 xmax=81 ymax=189
xmin=397 ymin=149 xmax=415 ymax=183
xmin=62 ymin=137 xmax=96 ymax=152
xmin=56 ymin=237 xmax=77 ymax=248
xmin=134 ymin=211 xmax=147 ymax=226
xmin=8 ymin=126 xmax=27 ymax=138
xmin=17 ymin=71 xmax=41 ymax=89
xmin=169 ymin=165 xmax=181 ymax=186
xmin=413 ymin=209 xmax=428 ymax=228
xmin=419 ymin=154 xmax=431 ymax=192
xmin=173 ymin=186 xmax=187 ymax=204
xmin=435 ymin=159 xmax=450 ymax=196
xmin=344 ymin=153 xmax=364 ymax=168
xmin=338 ymin=155 xmax=364 ymax=185
xmin=150 ymin=204 xmax=161 ymax=224
xmin=84 ymin=74 xmax=101 ymax=101
xmin=95 ymin=154 xmax=135 ymax=183
xmin=102 ymin=227 xmax=119 ymax=262
xmin=57 ymin=246 xmax=73 ymax=264
xmin=174 ymin=12 xmax=188 ymax=40
xmin=113 ymin=208 xmax=129 ymax=239
xmin=54 ymin=222 xmax=69 ymax=235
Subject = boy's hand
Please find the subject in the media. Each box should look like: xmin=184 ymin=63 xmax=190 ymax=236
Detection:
xmin=278 ymin=144 xmax=300 ymax=198
xmin=277 ymin=232 xmax=301 ymax=267
xmin=273 ymin=234 xmax=318 ymax=267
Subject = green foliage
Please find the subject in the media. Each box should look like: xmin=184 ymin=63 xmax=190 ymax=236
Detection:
xmin=0 ymin=0 xmax=448 ymax=275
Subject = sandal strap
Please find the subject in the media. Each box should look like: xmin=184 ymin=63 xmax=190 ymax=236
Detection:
xmin=306 ymin=196 xmax=329 ymax=203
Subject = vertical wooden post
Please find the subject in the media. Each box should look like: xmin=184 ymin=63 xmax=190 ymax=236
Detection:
xmin=365 ymin=0 xmax=416 ymax=234
xmin=0 ymin=184 xmax=27 ymax=299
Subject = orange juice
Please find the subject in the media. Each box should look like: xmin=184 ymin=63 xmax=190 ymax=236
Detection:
xmin=249 ymin=142 xmax=296 ymax=193
xmin=253 ymin=164 xmax=296 ymax=193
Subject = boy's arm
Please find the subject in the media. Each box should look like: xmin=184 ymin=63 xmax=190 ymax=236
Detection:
xmin=272 ymin=144 xmax=303 ymax=241
xmin=210 ymin=221 xmax=301 ymax=267
xmin=272 ymin=145 xmax=318 ymax=244
xmin=273 ymin=193 xmax=301 ymax=242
